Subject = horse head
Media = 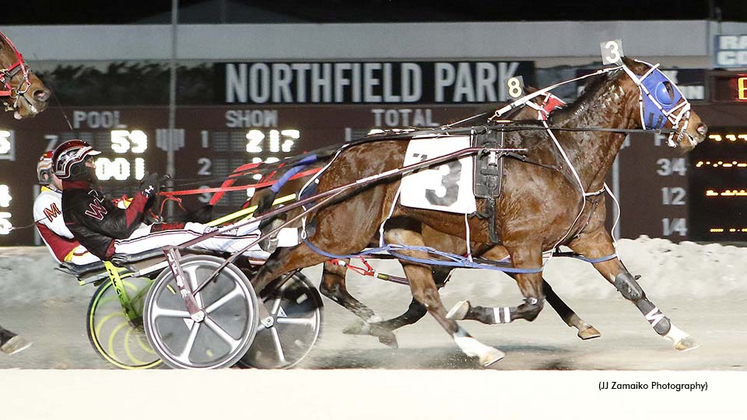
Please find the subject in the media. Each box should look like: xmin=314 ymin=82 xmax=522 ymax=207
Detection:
xmin=620 ymin=57 xmax=707 ymax=152
xmin=0 ymin=32 xmax=50 ymax=119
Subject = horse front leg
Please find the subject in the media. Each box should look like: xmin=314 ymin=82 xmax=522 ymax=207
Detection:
xmin=447 ymin=245 xmax=547 ymax=326
xmin=569 ymin=229 xmax=699 ymax=351
xmin=320 ymin=260 xmax=399 ymax=348
xmin=385 ymin=225 xmax=504 ymax=367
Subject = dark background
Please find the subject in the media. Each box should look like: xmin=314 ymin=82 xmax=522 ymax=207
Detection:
xmin=6 ymin=0 xmax=746 ymax=25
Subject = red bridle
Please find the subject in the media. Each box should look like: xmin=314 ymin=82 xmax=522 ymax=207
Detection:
xmin=0 ymin=31 xmax=32 ymax=112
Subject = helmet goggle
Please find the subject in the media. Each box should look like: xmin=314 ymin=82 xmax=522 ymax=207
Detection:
xmin=37 ymin=150 xmax=54 ymax=185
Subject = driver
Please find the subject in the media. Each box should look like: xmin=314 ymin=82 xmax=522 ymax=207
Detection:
xmin=34 ymin=150 xmax=99 ymax=265
xmin=53 ymin=139 xmax=271 ymax=262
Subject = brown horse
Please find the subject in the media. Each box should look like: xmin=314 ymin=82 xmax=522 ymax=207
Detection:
xmin=251 ymin=57 xmax=707 ymax=366
xmin=248 ymin=91 xmax=601 ymax=348
xmin=257 ymin=95 xmax=601 ymax=348
xmin=0 ymin=31 xmax=50 ymax=119
xmin=253 ymin=179 xmax=600 ymax=348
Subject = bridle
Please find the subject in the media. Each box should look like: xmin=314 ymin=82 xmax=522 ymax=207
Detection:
xmin=621 ymin=59 xmax=694 ymax=148
xmin=0 ymin=31 xmax=34 ymax=114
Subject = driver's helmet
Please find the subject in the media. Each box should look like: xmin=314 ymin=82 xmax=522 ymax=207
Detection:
xmin=52 ymin=139 xmax=101 ymax=181
xmin=37 ymin=150 xmax=54 ymax=185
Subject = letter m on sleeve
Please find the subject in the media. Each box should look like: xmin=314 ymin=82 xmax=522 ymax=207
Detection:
xmin=43 ymin=203 xmax=62 ymax=222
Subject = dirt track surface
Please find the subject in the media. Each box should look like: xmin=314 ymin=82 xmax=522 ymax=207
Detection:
xmin=2 ymin=240 xmax=747 ymax=370
xmin=2 ymin=243 xmax=746 ymax=418
xmin=1 ymin=291 xmax=744 ymax=371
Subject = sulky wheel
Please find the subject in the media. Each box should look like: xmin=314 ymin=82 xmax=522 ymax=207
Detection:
xmin=237 ymin=271 xmax=323 ymax=369
xmin=143 ymin=255 xmax=259 ymax=369
xmin=87 ymin=276 xmax=162 ymax=369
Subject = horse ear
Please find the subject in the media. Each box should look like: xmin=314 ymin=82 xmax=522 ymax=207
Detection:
xmin=621 ymin=56 xmax=636 ymax=68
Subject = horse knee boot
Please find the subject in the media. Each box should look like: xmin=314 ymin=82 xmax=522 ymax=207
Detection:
xmin=613 ymin=272 xmax=644 ymax=301
xmin=614 ymin=272 xmax=672 ymax=336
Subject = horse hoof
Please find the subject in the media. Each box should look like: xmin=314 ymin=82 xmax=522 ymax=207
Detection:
xmin=674 ymin=336 xmax=701 ymax=352
xmin=446 ymin=301 xmax=470 ymax=320
xmin=369 ymin=324 xmax=399 ymax=349
xmin=377 ymin=333 xmax=399 ymax=349
xmin=577 ymin=325 xmax=601 ymax=340
xmin=480 ymin=348 xmax=506 ymax=367
xmin=342 ymin=319 xmax=368 ymax=335
xmin=664 ymin=324 xmax=700 ymax=351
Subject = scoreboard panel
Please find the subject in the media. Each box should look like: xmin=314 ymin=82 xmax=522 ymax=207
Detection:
xmin=688 ymin=127 xmax=747 ymax=241
xmin=0 ymin=103 xmax=715 ymax=246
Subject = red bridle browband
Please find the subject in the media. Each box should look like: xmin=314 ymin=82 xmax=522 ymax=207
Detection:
xmin=0 ymin=31 xmax=32 ymax=112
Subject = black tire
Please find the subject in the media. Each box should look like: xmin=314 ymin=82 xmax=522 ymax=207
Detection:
xmin=237 ymin=272 xmax=323 ymax=369
xmin=86 ymin=277 xmax=162 ymax=369
xmin=143 ymin=255 xmax=259 ymax=369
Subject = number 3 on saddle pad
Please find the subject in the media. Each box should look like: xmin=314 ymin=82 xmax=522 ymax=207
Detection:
xmin=400 ymin=136 xmax=476 ymax=214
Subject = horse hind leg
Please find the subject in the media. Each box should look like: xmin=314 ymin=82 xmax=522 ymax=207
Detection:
xmin=320 ymin=260 xmax=399 ymax=348
xmin=385 ymin=225 xmax=504 ymax=367
xmin=450 ymin=278 xmax=603 ymax=340
xmin=447 ymin=246 xmax=546 ymax=327
xmin=544 ymin=280 xmax=601 ymax=340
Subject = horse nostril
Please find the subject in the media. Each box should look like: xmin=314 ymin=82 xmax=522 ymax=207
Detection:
xmin=34 ymin=88 xmax=51 ymax=102
xmin=696 ymin=123 xmax=708 ymax=136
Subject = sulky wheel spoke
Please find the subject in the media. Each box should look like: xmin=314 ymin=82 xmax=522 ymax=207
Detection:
xmin=204 ymin=284 xmax=243 ymax=315
xmin=176 ymin=321 xmax=202 ymax=363
xmin=269 ymin=327 xmax=287 ymax=364
xmin=204 ymin=315 xmax=242 ymax=351
xmin=151 ymin=306 xmax=191 ymax=320
xmin=270 ymin=297 xmax=282 ymax=315
xmin=276 ymin=317 xmax=317 ymax=327
xmin=182 ymin=265 xmax=205 ymax=309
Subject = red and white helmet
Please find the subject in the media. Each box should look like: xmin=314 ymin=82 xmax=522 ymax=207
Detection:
xmin=37 ymin=150 xmax=54 ymax=185
xmin=52 ymin=139 xmax=101 ymax=180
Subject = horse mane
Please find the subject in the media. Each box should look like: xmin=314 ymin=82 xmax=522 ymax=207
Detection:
xmin=547 ymin=69 xmax=619 ymax=124
xmin=548 ymin=58 xmax=646 ymax=124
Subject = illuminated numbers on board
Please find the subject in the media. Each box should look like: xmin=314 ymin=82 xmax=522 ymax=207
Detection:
xmin=45 ymin=134 xmax=59 ymax=151
xmin=198 ymin=186 xmax=212 ymax=204
xmin=707 ymin=132 xmax=747 ymax=142
xmin=245 ymin=129 xmax=299 ymax=157
xmin=92 ymin=130 xmax=148 ymax=181
xmin=0 ymin=212 xmax=11 ymax=235
xmin=738 ymin=77 xmax=747 ymax=101
xmin=662 ymin=218 xmax=687 ymax=236
xmin=661 ymin=187 xmax=686 ymax=205
xmin=656 ymin=158 xmax=686 ymax=176
xmin=197 ymin=157 xmax=212 ymax=176
xmin=95 ymin=157 xmax=145 ymax=181
xmin=0 ymin=185 xmax=11 ymax=235
xmin=111 ymin=130 xmax=147 ymax=153
xmin=0 ymin=185 xmax=11 ymax=208
xmin=0 ymin=130 xmax=12 ymax=155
